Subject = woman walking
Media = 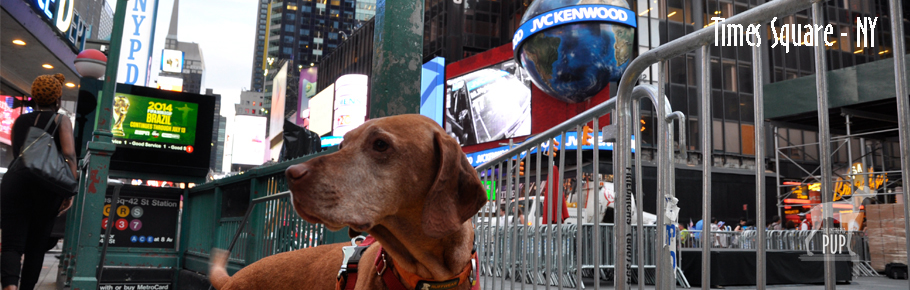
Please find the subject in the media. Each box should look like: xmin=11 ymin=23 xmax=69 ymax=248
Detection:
xmin=1 ymin=74 xmax=78 ymax=290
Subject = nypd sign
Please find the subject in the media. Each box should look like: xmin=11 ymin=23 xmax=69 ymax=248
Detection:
xmin=512 ymin=4 xmax=637 ymax=51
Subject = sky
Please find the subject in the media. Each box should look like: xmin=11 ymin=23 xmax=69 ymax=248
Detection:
xmin=144 ymin=0 xmax=258 ymax=117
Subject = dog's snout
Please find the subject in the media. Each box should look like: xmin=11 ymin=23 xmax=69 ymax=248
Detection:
xmin=286 ymin=164 xmax=311 ymax=181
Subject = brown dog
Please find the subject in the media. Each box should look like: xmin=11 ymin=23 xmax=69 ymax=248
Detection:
xmin=209 ymin=114 xmax=487 ymax=290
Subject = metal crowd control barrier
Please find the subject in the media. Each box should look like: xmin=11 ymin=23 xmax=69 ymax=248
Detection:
xmin=681 ymin=230 xmax=879 ymax=278
xmin=475 ymin=0 xmax=910 ymax=289
xmin=179 ymin=148 xmax=352 ymax=278
xmin=471 ymin=81 xmax=687 ymax=290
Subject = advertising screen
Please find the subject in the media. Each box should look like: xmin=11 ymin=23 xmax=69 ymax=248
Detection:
xmin=110 ymin=84 xmax=215 ymax=177
xmin=332 ymin=74 xmax=368 ymax=137
xmin=298 ymin=67 xmax=318 ymax=126
xmin=270 ymin=63 xmax=288 ymax=140
xmin=161 ymin=49 xmax=184 ymax=73
xmin=445 ymin=59 xmax=531 ymax=146
xmin=309 ymin=84 xmax=334 ymax=136
xmin=156 ymin=75 xmax=183 ymax=92
xmin=0 ymin=96 xmax=30 ymax=145
xmin=111 ymin=93 xmax=198 ymax=148
xmin=231 ymin=115 xmax=267 ymax=165
xmin=421 ymin=57 xmax=445 ymax=126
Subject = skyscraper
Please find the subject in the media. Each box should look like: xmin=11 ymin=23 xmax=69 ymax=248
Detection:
xmin=249 ymin=0 xmax=375 ymax=123
xmin=159 ymin=0 xmax=205 ymax=95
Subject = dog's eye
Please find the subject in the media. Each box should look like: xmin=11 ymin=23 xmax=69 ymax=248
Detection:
xmin=373 ymin=139 xmax=389 ymax=152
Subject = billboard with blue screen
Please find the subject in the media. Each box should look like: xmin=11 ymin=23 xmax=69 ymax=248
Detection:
xmin=421 ymin=57 xmax=445 ymax=126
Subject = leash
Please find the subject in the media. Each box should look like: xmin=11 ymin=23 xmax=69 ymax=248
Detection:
xmin=336 ymin=236 xmax=479 ymax=290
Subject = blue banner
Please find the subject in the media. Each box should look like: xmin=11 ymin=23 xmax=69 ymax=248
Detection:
xmin=512 ymin=4 xmax=637 ymax=51
xmin=465 ymin=132 xmax=635 ymax=167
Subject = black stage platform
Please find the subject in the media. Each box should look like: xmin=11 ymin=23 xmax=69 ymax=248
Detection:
xmin=680 ymin=249 xmax=852 ymax=287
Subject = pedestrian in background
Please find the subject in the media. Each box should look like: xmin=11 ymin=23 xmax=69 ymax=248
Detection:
xmin=1 ymin=74 xmax=78 ymax=290
xmin=768 ymin=215 xmax=782 ymax=230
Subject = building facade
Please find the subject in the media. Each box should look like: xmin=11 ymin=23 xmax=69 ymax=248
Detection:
xmin=317 ymin=17 xmax=374 ymax=91
xmin=205 ymin=89 xmax=227 ymax=173
xmin=249 ymin=0 xmax=376 ymax=125
xmin=160 ymin=0 xmax=205 ymax=95
xmin=236 ymin=91 xmax=269 ymax=116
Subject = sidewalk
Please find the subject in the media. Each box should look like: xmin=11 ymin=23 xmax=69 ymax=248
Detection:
xmin=32 ymin=251 xmax=910 ymax=289
xmin=34 ymin=251 xmax=60 ymax=290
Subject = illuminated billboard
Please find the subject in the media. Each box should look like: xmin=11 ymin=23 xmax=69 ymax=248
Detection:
xmin=445 ymin=59 xmax=532 ymax=146
xmin=269 ymin=63 xmax=288 ymax=140
xmin=108 ymin=83 xmax=215 ymax=177
xmin=309 ymin=84 xmax=334 ymax=136
xmin=111 ymin=93 xmax=199 ymax=147
xmin=298 ymin=67 xmax=318 ymax=126
xmin=156 ymin=75 xmax=183 ymax=92
xmin=0 ymin=96 xmax=31 ymax=145
xmin=333 ymin=74 xmax=368 ymax=137
xmin=231 ymin=115 xmax=267 ymax=165
xmin=161 ymin=49 xmax=184 ymax=73
xmin=421 ymin=57 xmax=445 ymax=126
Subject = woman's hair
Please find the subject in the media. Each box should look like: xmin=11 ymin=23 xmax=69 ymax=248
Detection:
xmin=31 ymin=73 xmax=66 ymax=107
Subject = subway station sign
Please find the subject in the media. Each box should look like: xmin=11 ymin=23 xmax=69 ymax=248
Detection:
xmin=31 ymin=0 xmax=91 ymax=51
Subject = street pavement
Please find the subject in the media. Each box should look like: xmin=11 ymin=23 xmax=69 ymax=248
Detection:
xmin=477 ymin=275 xmax=910 ymax=289
xmin=32 ymin=251 xmax=910 ymax=289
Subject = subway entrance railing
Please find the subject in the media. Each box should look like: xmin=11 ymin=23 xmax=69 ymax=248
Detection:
xmin=177 ymin=147 xmax=351 ymax=279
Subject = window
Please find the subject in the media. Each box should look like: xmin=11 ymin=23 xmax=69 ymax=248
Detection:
xmin=329 ymin=32 xmax=338 ymax=40
xmin=287 ymin=4 xmax=298 ymax=10
xmin=300 ymin=29 xmax=310 ymax=36
xmin=303 ymin=6 xmax=312 ymax=13
xmin=283 ymin=47 xmax=293 ymax=54
xmin=285 ymin=24 xmax=296 ymax=32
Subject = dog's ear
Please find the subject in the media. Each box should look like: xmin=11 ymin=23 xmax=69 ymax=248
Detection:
xmin=422 ymin=130 xmax=488 ymax=239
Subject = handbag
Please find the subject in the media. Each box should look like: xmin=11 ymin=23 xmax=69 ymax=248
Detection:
xmin=9 ymin=113 xmax=79 ymax=198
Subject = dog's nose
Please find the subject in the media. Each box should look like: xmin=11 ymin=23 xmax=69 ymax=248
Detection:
xmin=286 ymin=164 xmax=311 ymax=181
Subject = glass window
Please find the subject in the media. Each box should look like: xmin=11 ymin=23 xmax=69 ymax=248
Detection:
xmin=285 ymin=24 xmax=296 ymax=32
xmin=283 ymin=47 xmax=293 ymax=54
xmin=329 ymin=32 xmax=338 ymax=40
xmin=724 ymin=122 xmax=740 ymax=153
xmin=300 ymin=29 xmax=310 ymax=36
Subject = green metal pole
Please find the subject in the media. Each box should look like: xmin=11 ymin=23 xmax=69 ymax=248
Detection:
xmin=368 ymin=0 xmax=424 ymax=118
xmin=69 ymin=0 xmax=128 ymax=288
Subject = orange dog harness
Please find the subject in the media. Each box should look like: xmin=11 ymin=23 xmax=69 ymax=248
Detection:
xmin=336 ymin=236 xmax=479 ymax=290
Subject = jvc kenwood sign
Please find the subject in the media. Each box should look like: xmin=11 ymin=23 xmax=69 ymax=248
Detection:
xmin=511 ymin=5 xmax=637 ymax=51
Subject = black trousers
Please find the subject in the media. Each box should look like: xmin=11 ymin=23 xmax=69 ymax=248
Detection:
xmin=1 ymin=170 xmax=64 ymax=290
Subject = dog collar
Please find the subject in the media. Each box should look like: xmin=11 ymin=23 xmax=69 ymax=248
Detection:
xmin=375 ymin=246 xmax=479 ymax=290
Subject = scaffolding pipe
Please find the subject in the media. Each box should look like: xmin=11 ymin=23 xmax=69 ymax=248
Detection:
xmin=752 ymin=32 xmax=767 ymax=289
xmin=887 ymin=0 xmax=910 ymax=283
xmin=810 ymin=2 xmax=836 ymax=288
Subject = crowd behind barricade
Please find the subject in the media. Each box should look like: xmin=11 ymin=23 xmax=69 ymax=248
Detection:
xmin=676 ymin=214 xmax=862 ymax=249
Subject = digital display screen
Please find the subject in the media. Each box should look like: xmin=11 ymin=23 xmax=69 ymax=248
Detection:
xmin=109 ymin=83 xmax=215 ymax=177
xmin=112 ymin=93 xmax=199 ymax=153
xmin=445 ymin=59 xmax=532 ymax=146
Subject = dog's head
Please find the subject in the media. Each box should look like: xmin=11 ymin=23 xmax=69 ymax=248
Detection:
xmin=286 ymin=114 xmax=487 ymax=238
